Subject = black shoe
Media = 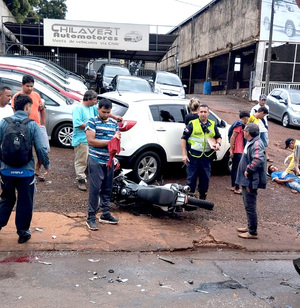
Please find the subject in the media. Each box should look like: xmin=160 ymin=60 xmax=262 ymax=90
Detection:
xmin=18 ymin=235 xmax=31 ymax=244
xmin=199 ymin=193 xmax=207 ymax=200
xmin=99 ymin=213 xmax=119 ymax=224
xmin=86 ymin=220 xmax=98 ymax=231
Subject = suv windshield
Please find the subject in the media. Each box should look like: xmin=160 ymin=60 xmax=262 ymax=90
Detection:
xmin=105 ymin=66 xmax=130 ymax=78
xmin=156 ymin=72 xmax=182 ymax=87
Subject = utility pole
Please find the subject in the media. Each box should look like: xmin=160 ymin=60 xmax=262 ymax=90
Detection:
xmin=265 ymin=0 xmax=275 ymax=95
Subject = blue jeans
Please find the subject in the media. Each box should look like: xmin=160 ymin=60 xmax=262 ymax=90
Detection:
xmin=87 ymin=157 xmax=114 ymax=222
xmin=0 ymin=174 xmax=35 ymax=237
xmin=242 ymin=186 xmax=258 ymax=235
xmin=231 ymin=153 xmax=242 ymax=189
xmin=186 ymin=154 xmax=211 ymax=194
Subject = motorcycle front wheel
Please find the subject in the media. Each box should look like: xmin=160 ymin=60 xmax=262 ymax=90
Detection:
xmin=188 ymin=197 xmax=214 ymax=211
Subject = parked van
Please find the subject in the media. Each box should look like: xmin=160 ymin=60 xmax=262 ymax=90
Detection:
xmin=148 ymin=71 xmax=186 ymax=99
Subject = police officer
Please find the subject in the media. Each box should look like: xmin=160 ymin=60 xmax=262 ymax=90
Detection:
xmin=181 ymin=104 xmax=222 ymax=200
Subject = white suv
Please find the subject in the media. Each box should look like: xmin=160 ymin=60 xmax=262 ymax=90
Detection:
xmin=100 ymin=92 xmax=230 ymax=183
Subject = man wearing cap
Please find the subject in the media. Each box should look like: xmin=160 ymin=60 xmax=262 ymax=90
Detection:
xmin=283 ymin=138 xmax=300 ymax=176
xmin=251 ymin=94 xmax=272 ymax=162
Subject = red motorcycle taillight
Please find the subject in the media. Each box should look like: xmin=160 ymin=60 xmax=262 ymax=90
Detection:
xmin=118 ymin=121 xmax=137 ymax=132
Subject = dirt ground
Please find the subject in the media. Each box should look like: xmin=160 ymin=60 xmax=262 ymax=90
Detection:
xmin=34 ymin=94 xmax=299 ymax=229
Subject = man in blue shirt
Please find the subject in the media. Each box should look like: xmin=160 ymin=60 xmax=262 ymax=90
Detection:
xmin=85 ymin=98 xmax=121 ymax=230
xmin=72 ymin=90 xmax=98 ymax=191
xmin=268 ymin=164 xmax=300 ymax=193
xmin=0 ymin=94 xmax=50 ymax=244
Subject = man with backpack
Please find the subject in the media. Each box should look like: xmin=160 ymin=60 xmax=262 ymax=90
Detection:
xmin=0 ymin=94 xmax=50 ymax=244
xmin=11 ymin=75 xmax=50 ymax=181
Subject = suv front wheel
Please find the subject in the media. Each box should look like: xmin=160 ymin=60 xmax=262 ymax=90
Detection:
xmin=133 ymin=151 xmax=162 ymax=183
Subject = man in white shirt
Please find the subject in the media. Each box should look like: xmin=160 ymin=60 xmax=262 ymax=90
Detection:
xmin=251 ymin=94 xmax=272 ymax=162
xmin=0 ymin=86 xmax=13 ymax=121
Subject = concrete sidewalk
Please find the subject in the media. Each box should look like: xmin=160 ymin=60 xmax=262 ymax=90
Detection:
xmin=0 ymin=212 xmax=299 ymax=252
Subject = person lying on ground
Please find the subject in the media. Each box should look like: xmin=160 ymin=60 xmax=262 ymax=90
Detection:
xmin=268 ymin=164 xmax=300 ymax=194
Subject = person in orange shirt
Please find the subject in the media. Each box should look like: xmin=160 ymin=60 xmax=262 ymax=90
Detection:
xmin=11 ymin=75 xmax=49 ymax=181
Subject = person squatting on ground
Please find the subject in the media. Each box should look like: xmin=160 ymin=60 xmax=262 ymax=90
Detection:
xmin=0 ymin=94 xmax=50 ymax=244
xmin=268 ymin=164 xmax=300 ymax=194
xmin=229 ymin=111 xmax=250 ymax=195
xmin=85 ymin=98 xmax=121 ymax=231
xmin=0 ymin=86 xmax=13 ymax=121
xmin=185 ymin=97 xmax=201 ymax=125
xmin=283 ymin=138 xmax=300 ymax=177
xmin=10 ymin=75 xmax=50 ymax=181
xmin=72 ymin=90 xmax=123 ymax=191
xmin=251 ymin=94 xmax=272 ymax=162
xmin=181 ymin=104 xmax=222 ymax=200
xmin=235 ymin=123 xmax=267 ymax=239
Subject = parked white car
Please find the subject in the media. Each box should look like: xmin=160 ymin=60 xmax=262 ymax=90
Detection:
xmin=100 ymin=92 xmax=230 ymax=183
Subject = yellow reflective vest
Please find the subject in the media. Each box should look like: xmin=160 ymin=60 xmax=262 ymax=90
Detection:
xmin=187 ymin=118 xmax=216 ymax=158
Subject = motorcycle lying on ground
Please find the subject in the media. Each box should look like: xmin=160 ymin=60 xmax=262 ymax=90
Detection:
xmin=111 ymin=161 xmax=214 ymax=216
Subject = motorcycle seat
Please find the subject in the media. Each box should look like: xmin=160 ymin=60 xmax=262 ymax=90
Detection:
xmin=137 ymin=187 xmax=176 ymax=205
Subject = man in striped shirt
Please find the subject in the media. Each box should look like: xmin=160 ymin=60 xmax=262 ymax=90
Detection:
xmin=85 ymin=98 xmax=121 ymax=230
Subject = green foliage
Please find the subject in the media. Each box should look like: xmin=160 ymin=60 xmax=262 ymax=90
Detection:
xmin=3 ymin=0 xmax=67 ymax=23
xmin=35 ymin=0 xmax=67 ymax=20
xmin=4 ymin=0 xmax=40 ymax=22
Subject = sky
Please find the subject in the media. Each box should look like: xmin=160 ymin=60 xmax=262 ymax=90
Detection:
xmin=65 ymin=0 xmax=212 ymax=32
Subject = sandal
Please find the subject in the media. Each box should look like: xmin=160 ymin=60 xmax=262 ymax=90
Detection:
xmin=35 ymin=173 xmax=45 ymax=182
xmin=234 ymin=189 xmax=242 ymax=195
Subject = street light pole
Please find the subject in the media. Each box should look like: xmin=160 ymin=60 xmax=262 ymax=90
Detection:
xmin=265 ymin=0 xmax=275 ymax=95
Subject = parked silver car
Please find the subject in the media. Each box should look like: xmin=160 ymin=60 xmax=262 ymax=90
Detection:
xmin=0 ymin=70 xmax=76 ymax=147
xmin=266 ymin=88 xmax=300 ymax=127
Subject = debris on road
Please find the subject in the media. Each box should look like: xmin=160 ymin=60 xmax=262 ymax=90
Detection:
xmin=88 ymin=259 xmax=100 ymax=263
xmin=158 ymin=256 xmax=175 ymax=264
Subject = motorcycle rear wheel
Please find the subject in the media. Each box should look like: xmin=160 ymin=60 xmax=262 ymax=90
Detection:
xmin=188 ymin=197 xmax=214 ymax=211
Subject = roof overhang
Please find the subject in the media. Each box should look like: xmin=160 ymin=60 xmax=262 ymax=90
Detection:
xmin=3 ymin=22 xmax=177 ymax=62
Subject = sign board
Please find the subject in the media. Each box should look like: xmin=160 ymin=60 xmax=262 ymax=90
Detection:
xmin=43 ymin=19 xmax=149 ymax=51
xmin=260 ymin=0 xmax=300 ymax=42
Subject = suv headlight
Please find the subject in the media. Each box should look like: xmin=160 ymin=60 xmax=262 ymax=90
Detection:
xmin=154 ymin=85 xmax=163 ymax=94
xmin=179 ymin=87 xmax=185 ymax=98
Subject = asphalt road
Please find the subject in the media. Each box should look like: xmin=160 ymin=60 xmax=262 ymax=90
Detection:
xmin=0 ymin=250 xmax=299 ymax=308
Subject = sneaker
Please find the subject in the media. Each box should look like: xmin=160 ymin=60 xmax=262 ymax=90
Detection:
xmin=99 ymin=213 xmax=119 ymax=224
xmin=86 ymin=220 xmax=98 ymax=231
xmin=18 ymin=235 xmax=31 ymax=244
xmin=77 ymin=179 xmax=87 ymax=191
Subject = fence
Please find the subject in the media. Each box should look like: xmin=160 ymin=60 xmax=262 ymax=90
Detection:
xmin=6 ymin=51 xmax=92 ymax=77
xmin=261 ymin=81 xmax=300 ymax=94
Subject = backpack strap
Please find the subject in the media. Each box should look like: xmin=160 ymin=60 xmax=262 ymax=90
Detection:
xmin=21 ymin=118 xmax=33 ymax=125
xmin=4 ymin=117 xmax=33 ymax=125
xmin=4 ymin=117 xmax=14 ymax=124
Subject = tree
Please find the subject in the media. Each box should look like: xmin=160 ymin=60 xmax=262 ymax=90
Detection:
xmin=3 ymin=0 xmax=67 ymax=23
xmin=35 ymin=0 xmax=67 ymax=20
xmin=3 ymin=0 xmax=40 ymax=22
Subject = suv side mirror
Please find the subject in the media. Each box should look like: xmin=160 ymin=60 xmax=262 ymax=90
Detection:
xmin=219 ymin=119 xmax=226 ymax=128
